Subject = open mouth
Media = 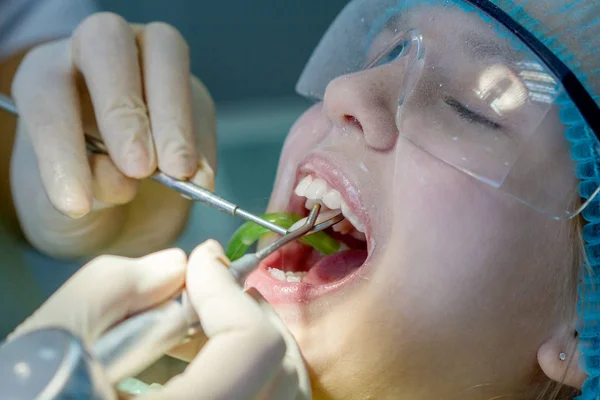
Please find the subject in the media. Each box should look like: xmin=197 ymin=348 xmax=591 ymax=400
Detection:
xmin=246 ymin=161 xmax=372 ymax=303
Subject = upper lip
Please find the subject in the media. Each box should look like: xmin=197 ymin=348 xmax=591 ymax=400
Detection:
xmin=292 ymin=152 xmax=372 ymax=239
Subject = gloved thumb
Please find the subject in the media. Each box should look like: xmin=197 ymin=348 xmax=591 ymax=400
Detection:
xmin=141 ymin=240 xmax=287 ymax=400
xmin=9 ymin=248 xmax=187 ymax=344
xmin=246 ymin=287 xmax=312 ymax=400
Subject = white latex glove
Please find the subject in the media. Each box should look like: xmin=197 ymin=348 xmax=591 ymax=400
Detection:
xmin=10 ymin=12 xmax=216 ymax=259
xmin=9 ymin=241 xmax=311 ymax=400
xmin=149 ymin=241 xmax=312 ymax=400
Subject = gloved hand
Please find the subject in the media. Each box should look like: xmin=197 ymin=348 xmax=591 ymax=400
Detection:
xmin=10 ymin=12 xmax=216 ymax=259
xmin=9 ymin=240 xmax=311 ymax=400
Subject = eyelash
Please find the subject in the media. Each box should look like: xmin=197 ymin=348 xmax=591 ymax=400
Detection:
xmin=444 ymin=97 xmax=502 ymax=130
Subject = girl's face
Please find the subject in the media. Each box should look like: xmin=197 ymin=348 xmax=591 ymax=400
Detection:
xmin=247 ymin=5 xmax=579 ymax=399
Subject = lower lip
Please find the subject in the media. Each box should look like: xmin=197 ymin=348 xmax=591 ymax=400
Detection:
xmin=244 ymin=250 xmax=368 ymax=305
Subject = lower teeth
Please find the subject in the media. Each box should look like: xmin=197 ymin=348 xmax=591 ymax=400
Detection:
xmin=350 ymin=231 xmax=367 ymax=241
xmin=267 ymin=267 xmax=307 ymax=283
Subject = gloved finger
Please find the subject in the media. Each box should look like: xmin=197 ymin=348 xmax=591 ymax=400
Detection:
xmin=89 ymin=153 xmax=139 ymax=209
xmin=9 ymin=248 xmax=187 ymax=343
xmin=11 ymin=40 xmax=93 ymax=218
xmin=141 ymin=241 xmax=286 ymax=400
xmin=138 ymin=22 xmax=197 ymax=179
xmin=188 ymin=76 xmax=216 ymax=190
xmin=71 ymin=12 xmax=156 ymax=179
xmin=166 ymin=334 xmax=207 ymax=362
xmin=246 ymin=288 xmax=312 ymax=400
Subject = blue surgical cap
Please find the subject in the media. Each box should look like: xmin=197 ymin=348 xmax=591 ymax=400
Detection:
xmin=489 ymin=1 xmax=600 ymax=398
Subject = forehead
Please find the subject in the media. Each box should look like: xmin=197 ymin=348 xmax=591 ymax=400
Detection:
xmin=369 ymin=4 xmax=555 ymax=123
xmin=373 ymin=4 xmax=523 ymax=65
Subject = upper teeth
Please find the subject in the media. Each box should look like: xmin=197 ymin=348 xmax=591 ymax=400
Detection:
xmin=294 ymin=175 xmax=365 ymax=233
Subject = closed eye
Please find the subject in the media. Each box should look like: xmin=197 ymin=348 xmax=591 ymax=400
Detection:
xmin=444 ymin=97 xmax=502 ymax=130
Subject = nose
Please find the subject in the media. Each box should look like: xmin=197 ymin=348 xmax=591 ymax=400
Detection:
xmin=323 ymin=64 xmax=402 ymax=151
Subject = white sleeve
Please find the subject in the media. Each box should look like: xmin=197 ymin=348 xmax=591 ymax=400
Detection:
xmin=0 ymin=0 xmax=97 ymax=59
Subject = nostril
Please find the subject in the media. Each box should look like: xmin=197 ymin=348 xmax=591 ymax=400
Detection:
xmin=343 ymin=115 xmax=363 ymax=132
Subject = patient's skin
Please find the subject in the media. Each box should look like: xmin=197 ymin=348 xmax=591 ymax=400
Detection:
xmin=248 ymin=5 xmax=581 ymax=400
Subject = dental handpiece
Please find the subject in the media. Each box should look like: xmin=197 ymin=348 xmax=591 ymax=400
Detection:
xmin=0 ymin=301 xmax=193 ymax=400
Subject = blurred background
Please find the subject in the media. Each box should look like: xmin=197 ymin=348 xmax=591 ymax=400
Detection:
xmin=1 ymin=0 xmax=349 ymax=338
xmin=99 ymin=0 xmax=347 ymax=103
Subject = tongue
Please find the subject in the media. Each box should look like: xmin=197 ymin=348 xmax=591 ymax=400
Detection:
xmin=262 ymin=243 xmax=368 ymax=285
xmin=304 ymin=250 xmax=368 ymax=285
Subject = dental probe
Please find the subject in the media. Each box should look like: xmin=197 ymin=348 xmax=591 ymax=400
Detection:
xmin=82 ymin=135 xmax=343 ymax=237
xmin=0 ymin=93 xmax=345 ymax=238
xmin=0 ymin=93 xmax=288 ymax=236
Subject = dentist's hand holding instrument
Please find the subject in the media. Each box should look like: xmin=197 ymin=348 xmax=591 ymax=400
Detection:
xmin=4 ymin=12 xmax=217 ymax=259
xmin=3 ymin=241 xmax=312 ymax=399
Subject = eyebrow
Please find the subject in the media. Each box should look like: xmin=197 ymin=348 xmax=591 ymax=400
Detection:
xmin=461 ymin=31 xmax=520 ymax=65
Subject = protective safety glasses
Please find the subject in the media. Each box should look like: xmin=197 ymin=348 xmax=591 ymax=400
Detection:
xmin=296 ymin=0 xmax=600 ymax=220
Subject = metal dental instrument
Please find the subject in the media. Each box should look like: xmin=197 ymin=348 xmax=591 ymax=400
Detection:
xmin=2 ymin=91 xmax=346 ymax=271
xmin=0 ymin=92 xmax=17 ymax=115
xmin=0 ymin=93 xmax=286 ymax=235
xmin=84 ymin=135 xmax=345 ymax=237
xmin=1 ymin=92 xmax=345 ymax=263
xmin=229 ymin=203 xmax=344 ymax=282
xmin=0 ymin=93 xmax=343 ymax=237
xmin=82 ymin=135 xmax=294 ymax=236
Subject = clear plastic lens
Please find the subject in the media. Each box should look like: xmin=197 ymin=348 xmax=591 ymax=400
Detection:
xmin=295 ymin=0 xmax=599 ymax=219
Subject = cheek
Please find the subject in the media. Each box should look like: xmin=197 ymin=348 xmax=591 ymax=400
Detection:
xmin=269 ymin=105 xmax=332 ymax=207
xmin=391 ymin=143 xmax=518 ymax=262
xmin=281 ymin=104 xmax=330 ymax=158
xmin=279 ymin=106 xmax=330 ymax=175
xmin=378 ymin=142 xmax=563 ymax=330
